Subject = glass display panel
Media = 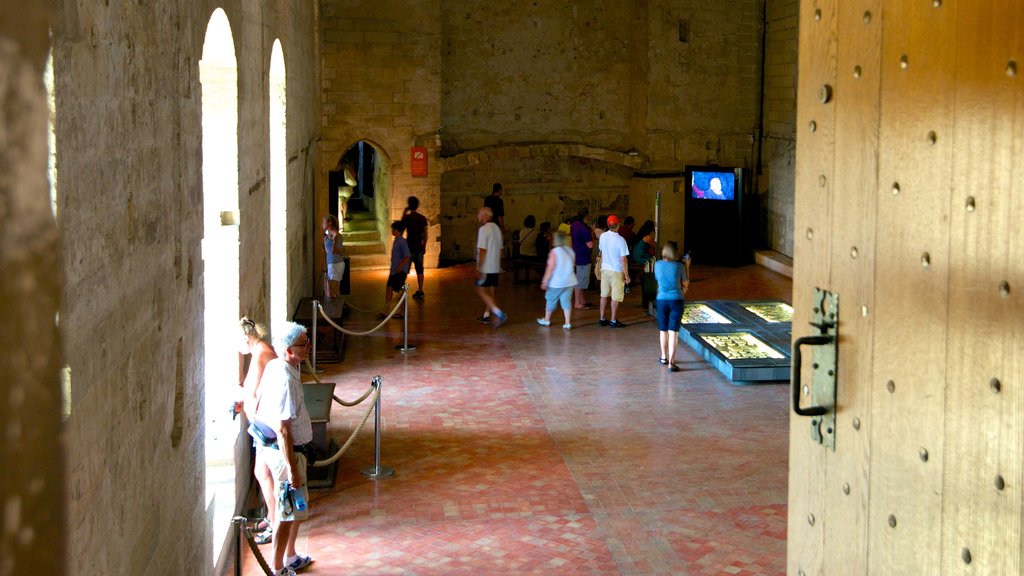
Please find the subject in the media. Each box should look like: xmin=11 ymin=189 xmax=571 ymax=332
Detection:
xmin=682 ymin=303 xmax=732 ymax=324
xmin=700 ymin=332 xmax=785 ymax=360
xmin=742 ymin=302 xmax=794 ymax=323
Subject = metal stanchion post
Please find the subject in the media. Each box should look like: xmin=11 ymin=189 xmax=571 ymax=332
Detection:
xmin=361 ymin=376 xmax=394 ymax=479
xmin=231 ymin=516 xmax=246 ymax=576
xmin=395 ymin=285 xmax=417 ymax=352
xmin=311 ymin=299 xmax=318 ymax=373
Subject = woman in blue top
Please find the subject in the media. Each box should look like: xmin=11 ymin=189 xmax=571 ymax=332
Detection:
xmin=654 ymin=241 xmax=690 ymax=372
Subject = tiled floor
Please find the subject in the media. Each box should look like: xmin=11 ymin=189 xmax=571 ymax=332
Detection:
xmin=244 ymin=262 xmax=792 ymax=575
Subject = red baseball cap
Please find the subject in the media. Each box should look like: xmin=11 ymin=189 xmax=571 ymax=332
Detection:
xmin=606 ymin=215 xmax=620 ymax=226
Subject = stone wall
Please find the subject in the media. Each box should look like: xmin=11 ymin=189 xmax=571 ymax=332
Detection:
xmin=761 ymin=0 xmax=799 ymax=256
xmin=437 ymin=0 xmax=764 ymax=260
xmin=319 ymin=0 xmax=443 ymax=269
xmin=53 ymin=1 xmax=317 ymax=574
xmin=0 ymin=3 xmax=64 ymax=574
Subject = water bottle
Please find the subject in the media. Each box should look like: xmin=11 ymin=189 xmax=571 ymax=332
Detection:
xmin=292 ymin=485 xmax=307 ymax=512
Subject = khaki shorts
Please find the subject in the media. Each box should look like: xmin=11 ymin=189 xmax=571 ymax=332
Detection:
xmin=265 ymin=448 xmax=309 ymax=522
xmin=600 ymin=270 xmax=625 ymax=302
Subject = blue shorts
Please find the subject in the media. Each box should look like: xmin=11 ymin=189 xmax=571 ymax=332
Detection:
xmin=656 ymin=299 xmax=685 ymax=332
xmin=545 ymin=286 xmax=573 ymax=312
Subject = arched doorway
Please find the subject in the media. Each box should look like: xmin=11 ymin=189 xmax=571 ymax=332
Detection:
xmin=327 ymin=141 xmax=391 ymax=269
xmin=269 ymin=40 xmax=287 ymax=337
xmin=200 ymin=7 xmax=239 ymax=565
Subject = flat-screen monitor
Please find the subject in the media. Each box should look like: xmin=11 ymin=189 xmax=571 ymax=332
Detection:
xmin=690 ymin=168 xmax=737 ymax=201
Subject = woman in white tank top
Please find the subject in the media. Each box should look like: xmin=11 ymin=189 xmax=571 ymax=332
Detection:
xmin=536 ymin=232 xmax=579 ymax=329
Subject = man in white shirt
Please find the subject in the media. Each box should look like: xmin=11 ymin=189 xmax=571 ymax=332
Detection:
xmin=597 ymin=214 xmax=631 ymax=327
xmin=474 ymin=206 xmax=508 ymax=327
xmin=256 ymin=322 xmax=315 ymax=575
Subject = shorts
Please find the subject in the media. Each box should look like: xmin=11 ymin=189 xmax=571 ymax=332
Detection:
xmin=545 ymin=286 xmax=573 ymax=312
xmin=387 ymin=272 xmax=408 ymax=291
xmin=600 ymin=270 xmax=625 ymax=302
xmin=266 ymin=448 xmax=309 ymax=522
xmin=656 ymin=299 xmax=685 ymax=331
xmin=574 ymin=264 xmax=591 ymax=290
xmin=476 ymin=273 xmax=500 ymax=288
xmin=327 ymin=261 xmax=345 ymax=282
xmin=410 ymin=250 xmax=425 ymax=275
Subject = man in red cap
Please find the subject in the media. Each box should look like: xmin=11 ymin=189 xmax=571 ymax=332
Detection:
xmin=597 ymin=214 xmax=631 ymax=327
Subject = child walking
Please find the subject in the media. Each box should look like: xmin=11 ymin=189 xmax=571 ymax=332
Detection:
xmin=379 ymin=221 xmax=411 ymax=320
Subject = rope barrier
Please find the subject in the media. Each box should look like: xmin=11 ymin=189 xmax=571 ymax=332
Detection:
xmin=333 ymin=386 xmax=376 ymax=407
xmin=311 ymin=384 xmax=380 ymax=468
xmin=337 ymin=296 xmax=397 ymax=315
xmin=318 ymin=288 xmax=408 ymax=336
xmin=302 ymin=358 xmax=384 ymax=407
xmin=233 ymin=516 xmax=274 ymax=576
xmin=298 ymin=360 xmax=380 ymax=467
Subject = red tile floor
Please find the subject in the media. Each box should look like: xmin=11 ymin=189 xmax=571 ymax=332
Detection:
xmin=243 ymin=262 xmax=792 ymax=575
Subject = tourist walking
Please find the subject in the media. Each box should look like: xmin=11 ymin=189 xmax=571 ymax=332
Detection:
xmin=654 ymin=241 xmax=689 ymax=372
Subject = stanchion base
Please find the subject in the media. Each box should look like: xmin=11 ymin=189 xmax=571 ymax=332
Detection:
xmin=395 ymin=344 xmax=418 ymax=352
xmin=361 ymin=465 xmax=395 ymax=479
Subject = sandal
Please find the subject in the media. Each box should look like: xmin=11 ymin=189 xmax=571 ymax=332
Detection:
xmin=669 ymin=364 xmax=680 ymax=373
xmin=254 ymin=526 xmax=273 ymax=545
xmin=254 ymin=517 xmax=271 ymax=532
xmin=659 ymin=358 xmax=668 ymax=365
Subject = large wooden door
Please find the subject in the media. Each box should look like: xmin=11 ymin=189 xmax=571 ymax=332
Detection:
xmin=788 ymin=1 xmax=1024 ymax=574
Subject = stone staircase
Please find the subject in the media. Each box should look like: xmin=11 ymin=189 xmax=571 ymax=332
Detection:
xmin=343 ymin=211 xmax=388 ymax=269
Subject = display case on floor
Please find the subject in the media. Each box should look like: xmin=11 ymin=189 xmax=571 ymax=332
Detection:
xmin=679 ymin=300 xmax=793 ymax=382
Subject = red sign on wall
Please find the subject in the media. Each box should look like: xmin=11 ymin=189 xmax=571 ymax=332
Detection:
xmin=411 ymin=147 xmax=428 ymax=177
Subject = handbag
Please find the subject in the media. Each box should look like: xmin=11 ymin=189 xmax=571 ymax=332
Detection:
xmin=594 ymin=253 xmax=603 ymax=280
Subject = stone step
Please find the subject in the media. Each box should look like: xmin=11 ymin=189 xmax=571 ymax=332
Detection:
xmin=754 ymin=249 xmax=793 ymax=278
xmin=345 ymin=240 xmax=386 ymax=256
xmin=342 ymin=229 xmax=380 ymax=244
xmin=348 ymin=253 xmax=390 ymax=270
xmin=344 ymin=217 xmax=377 ymax=233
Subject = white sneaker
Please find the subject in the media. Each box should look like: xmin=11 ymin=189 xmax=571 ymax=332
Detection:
xmin=536 ymin=318 xmax=551 ymax=326
xmin=562 ymin=323 xmax=572 ymax=330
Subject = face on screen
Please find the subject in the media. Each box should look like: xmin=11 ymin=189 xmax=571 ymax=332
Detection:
xmin=691 ymin=171 xmax=735 ymax=200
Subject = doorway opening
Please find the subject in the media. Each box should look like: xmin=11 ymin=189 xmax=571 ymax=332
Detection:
xmin=200 ymin=8 xmax=239 ymax=566
xmin=328 ymin=141 xmax=391 ymax=266
xmin=269 ymin=40 xmax=287 ymax=337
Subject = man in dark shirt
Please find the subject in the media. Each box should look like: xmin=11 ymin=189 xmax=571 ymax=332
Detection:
xmin=483 ymin=182 xmax=505 ymax=230
xmin=401 ymin=196 xmax=429 ymax=300
xmin=570 ymin=208 xmax=594 ymax=309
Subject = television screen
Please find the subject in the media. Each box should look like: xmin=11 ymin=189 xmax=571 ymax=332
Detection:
xmin=691 ymin=170 xmax=736 ymax=201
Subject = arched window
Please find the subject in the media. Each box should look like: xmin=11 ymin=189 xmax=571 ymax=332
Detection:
xmin=270 ymin=40 xmax=287 ymax=337
xmin=200 ymin=7 xmax=239 ymax=565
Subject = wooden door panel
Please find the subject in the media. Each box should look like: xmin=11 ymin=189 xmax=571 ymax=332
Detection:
xmin=788 ymin=0 xmax=838 ymax=574
xmin=820 ymin=1 xmax=882 ymax=574
xmin=870 ymin=1 xmax=956 ymax=574
xmin=941 ymin=2 xmax=1023 ymax=574
xmin=791 ymin=1 xmax=1024 ymax=575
